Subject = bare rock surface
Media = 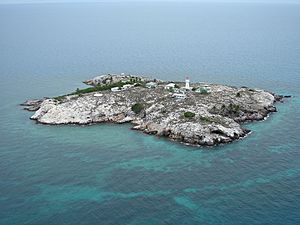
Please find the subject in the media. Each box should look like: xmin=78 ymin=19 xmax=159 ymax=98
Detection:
xmin=25 ymin=78 xmax=284 ymax=147
xmin=20 ymin=99 xmax=45 ymax=111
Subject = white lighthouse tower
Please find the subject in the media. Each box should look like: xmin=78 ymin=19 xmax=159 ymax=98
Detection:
xmin=185 ymin=76 xmax=190 ymax=90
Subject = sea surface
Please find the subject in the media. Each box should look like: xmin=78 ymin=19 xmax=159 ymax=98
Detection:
xmin=0 ymin=1 xmax=300 ymax=225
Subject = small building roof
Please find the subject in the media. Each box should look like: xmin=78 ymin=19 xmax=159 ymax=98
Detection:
xmin=146 ymin=82 xmax=157 ymax=86
xmin=111 ymin=87 xmax=120 ymax=91
xmin=165 ymin=83 xmax=176 ymax=87
xmin=123 ymin=84 xmax=134 ymax=87
xmin=172 ymin=93 xmax=186 ymax=98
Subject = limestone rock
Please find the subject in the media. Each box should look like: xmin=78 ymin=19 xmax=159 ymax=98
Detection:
xmin=26 ymin=81 xmax=283 ymax=147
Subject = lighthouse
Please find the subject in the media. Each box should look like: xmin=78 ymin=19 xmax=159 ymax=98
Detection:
xmin=185 ymin=76 xmax=190 ymax=90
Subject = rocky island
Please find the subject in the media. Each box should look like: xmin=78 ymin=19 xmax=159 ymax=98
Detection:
xmin=22 ymin=73 xmax=286 ymax=147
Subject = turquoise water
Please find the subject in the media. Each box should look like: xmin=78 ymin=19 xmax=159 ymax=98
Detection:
xmin=1 ymin=2 xmax=300 ymax=225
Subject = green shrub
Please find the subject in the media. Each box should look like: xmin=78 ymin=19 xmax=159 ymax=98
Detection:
xmin=131 ymin=103 xmax=144 ymax=114
xmin=229 ymin=103 xmax=240 ymax=113
xmin=200 ymin=116 xmax=213 ymax=123
xmin=200 ymin=88 xmax=208 ymax=94
xmin=233 ymin=104 xmax=240 ymax=112
xmin=54 ymin=95 xmax=65 ymax=102
xmin=236 ymin=92 xmax=241 ymax=97
xmin=168 ymin=87 xmax=174 ymax=92
xmin=134 ymin=83 xmax=146 ymax=88
xmin=184 ymin=111 xmax=195 ymax=118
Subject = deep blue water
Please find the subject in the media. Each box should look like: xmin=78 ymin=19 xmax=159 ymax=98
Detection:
xmin=0 ymin=2 xmax=300 ymax=225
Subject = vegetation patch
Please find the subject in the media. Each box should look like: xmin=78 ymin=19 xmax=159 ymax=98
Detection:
xmin=129 ymin=77 xmax=142 ymax=83
xmin=200 ymin=116 xmax=228 ymax=127
xmin=167 ymin=87 xmax=174 ymax=92
xmin=53 ymin=95 xmax=66 ymax=102
xmin=200 ymin=88 xmax=209 ymax=94
xmin=184 ymin=111 xmax=195 ymax=118
xmin=53 ymin=79 xmax=146 ymax=102
xmin=74 ymin=82 xmax=122 ymax=94
xmin=228 ymin=103 xmax=240 ymax=113
xmin=131 ymin=103 xmax=144 ymax=114
xmin=200 ymin=116 xmax=214 ymax=123
xmin=134 ymin=82 xmax=146 ymax=88
xmin=73 ymin=80 xmax=144 ymax=95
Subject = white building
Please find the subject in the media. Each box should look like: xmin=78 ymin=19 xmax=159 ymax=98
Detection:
xmin=185 ymin=77 xmax=190 ymax=90
xmin=121 ymin=84 xmax=134 ymax=90
xmin=195 ymin=85 xmax=211 ymax=94
xmin=164 ymin=83 xmax=176 ymax=90
xmin=172 ymin=93 xmax=186 ymax=99
xmin=111 ymin=87 xmax=121 ymax=92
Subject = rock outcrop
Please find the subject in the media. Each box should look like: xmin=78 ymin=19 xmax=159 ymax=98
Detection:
xmin=25 ymin=79 xmax=284 ymax=147
xmin=83 ymin=73 xmax=151 ymax=86
xmin=20 ymin=99 xmax=45 ymax=111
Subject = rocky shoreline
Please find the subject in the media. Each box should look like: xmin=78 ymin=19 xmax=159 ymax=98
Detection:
xmin=21 ymin=74 xmax=288 ymax=147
